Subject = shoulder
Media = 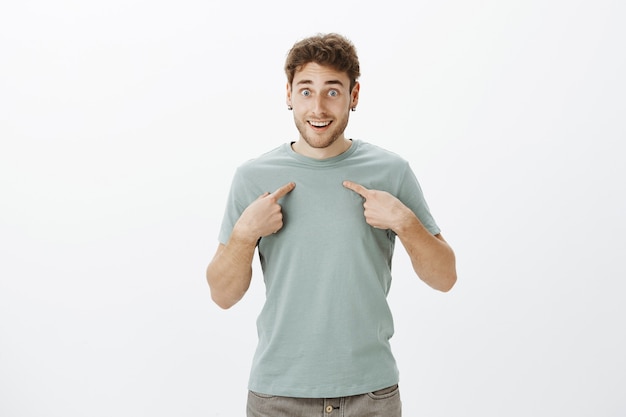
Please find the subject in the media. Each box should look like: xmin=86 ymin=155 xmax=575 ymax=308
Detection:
xmin=236 ymin=143 xmax=290 ymax=174
xmin=354 ymin=140 xmax=411 ymax=169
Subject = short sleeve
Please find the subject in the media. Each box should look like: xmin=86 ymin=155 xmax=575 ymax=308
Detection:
xmin=397 ymin=162 xmax=441 ymax=236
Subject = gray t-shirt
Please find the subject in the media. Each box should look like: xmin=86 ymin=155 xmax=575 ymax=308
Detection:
xmin=218 ymin=139 xmax=440 ymax=398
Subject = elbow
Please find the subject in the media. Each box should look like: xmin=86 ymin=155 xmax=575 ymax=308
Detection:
xmin=206 ymin=267 xmax=237 ymax=310
xmin=436 ymin=272 xmax=457 ymax=292
xmin=416 ymin=235 xmax=457 ymax=293
xmin=438 ymin=247 xmax=457 ymax=292
xmin=207 ymin=275 xmax=239 ymax=309
xmin=437 ymin=257 xmax=458 ymax=292
xmin=211 ymin=292 xmax=237 ymax=310
xmin=423 ymin=253 xmax=457 ymax=292
xmin=206 ymin=270 xmax=245 ymax=310
xmin=420 ymin=270 xmax=457 ymax=293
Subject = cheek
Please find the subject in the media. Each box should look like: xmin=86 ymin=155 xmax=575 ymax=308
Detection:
xmin=292 ymin=96 xmax=308 ymax=109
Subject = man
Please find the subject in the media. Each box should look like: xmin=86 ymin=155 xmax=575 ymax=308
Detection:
xmin=206 ymin=33 xmax=456 ymax=417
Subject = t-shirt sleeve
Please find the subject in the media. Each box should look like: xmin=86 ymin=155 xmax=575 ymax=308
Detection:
xmin=217 ymin=168 xmax=249 ymax=245
xmin=397 ymin=162 xmax=441 ymax=236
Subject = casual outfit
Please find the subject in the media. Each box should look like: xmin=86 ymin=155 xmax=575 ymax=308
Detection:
xmin=218 ymin=140 xmax=439 ymax=414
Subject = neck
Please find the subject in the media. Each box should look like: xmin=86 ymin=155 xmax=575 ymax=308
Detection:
xmin=292 ymin=137 xmax=352 ymax=159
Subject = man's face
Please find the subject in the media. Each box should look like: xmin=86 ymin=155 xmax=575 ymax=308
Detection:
xmin=287 ymin=62 xmax=359 ymax=150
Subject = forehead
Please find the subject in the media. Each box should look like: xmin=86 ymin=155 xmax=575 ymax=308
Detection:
xmin=293 ymin=62 xmax=350 ymax=86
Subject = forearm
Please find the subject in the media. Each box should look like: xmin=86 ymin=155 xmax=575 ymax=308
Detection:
xmin=206 ymin=229 xmax=257 ymax=309
xmin=207 ymin=183 xmax=296 ymax=309
xmin=395 ymin=213 xmax=457 ymax=292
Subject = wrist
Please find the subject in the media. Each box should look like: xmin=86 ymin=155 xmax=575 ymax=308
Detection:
xmin=393 ymin=209 xmax=421 ymax=236
xmin=231 ymin=223 xmax=261 ymax=246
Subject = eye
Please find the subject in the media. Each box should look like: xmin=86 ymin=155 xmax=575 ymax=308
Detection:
xmin=328 ymin=89 xmax=338 ymax=97
xmin=301 ymin=89 xmax=311 ymax=97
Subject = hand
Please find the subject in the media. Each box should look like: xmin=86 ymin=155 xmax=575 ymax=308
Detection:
xmin=235 ymin=182 xmax=296 ymax=241
xmin=343 ymin=180 xmax=412 ymax=231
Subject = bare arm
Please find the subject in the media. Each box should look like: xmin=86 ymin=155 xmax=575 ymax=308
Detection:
xmin=396 ymin=226 xmax=457 ymax=292
xmin=343 ymin=180 xmax=457 ymax=292
xmin=206 ymin=182 xmax=296 ymax=309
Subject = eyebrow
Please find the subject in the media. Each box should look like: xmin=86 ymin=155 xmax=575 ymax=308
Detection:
xmin=296 ymin=79 xmax=345 ymax=87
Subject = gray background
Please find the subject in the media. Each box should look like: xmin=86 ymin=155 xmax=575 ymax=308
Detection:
xmin=1 ymin=0 xmax=624 ymax=416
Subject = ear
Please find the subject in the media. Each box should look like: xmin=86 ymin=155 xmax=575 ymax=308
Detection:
xmin=286 ymin=82 xmax=292 ymax=107
xmin=351 ymin=82 xmax=360 ymax=108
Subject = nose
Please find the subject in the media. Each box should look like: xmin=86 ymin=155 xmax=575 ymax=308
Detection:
xmin=312 ymin=95 xmax=327 ymax=115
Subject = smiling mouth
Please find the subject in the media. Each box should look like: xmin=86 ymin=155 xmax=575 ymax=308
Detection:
xmin=309 ymin=121 xmax=332 ymax=128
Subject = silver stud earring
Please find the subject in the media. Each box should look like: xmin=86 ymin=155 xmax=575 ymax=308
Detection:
xmin=351 ymin=107 xmax=356 ymax=112
xmin=288 ymin=105 xmax=293 ymax=110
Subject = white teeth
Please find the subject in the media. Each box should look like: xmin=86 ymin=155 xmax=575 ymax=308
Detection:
xmin=310 ymin=121 xmax=331 ymax=127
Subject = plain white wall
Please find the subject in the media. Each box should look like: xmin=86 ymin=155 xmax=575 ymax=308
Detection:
xmin=1 ymin=0 xmax=625 ymax=416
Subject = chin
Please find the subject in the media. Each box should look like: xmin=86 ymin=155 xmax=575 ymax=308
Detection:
xmin=303 ymin=136 xmax=339 ymax=149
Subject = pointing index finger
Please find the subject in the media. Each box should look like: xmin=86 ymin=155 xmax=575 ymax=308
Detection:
xmin=343 ymin=180 xmax=369 ymax=197
xmin=270 ymin=182 xmax=296 ymax=200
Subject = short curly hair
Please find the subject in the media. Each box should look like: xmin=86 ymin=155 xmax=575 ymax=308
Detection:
xmin=284 ymin=33 xmax=361 ymax=92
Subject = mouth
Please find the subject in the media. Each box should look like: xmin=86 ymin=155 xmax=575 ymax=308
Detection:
xmin=308 ymin=120 xmax=332 ymax=129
